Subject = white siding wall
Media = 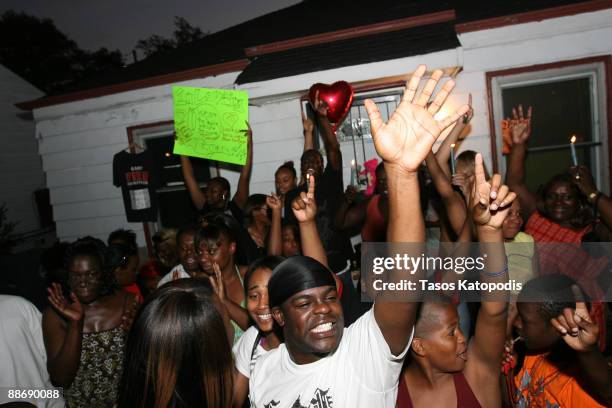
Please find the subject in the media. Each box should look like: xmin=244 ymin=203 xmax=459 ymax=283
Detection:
xmin=0 ymin=65 xmax=45 ymax=234
xmin=33 ymin=73 xmax=240 ymax=245
xmin=30 ymin=8 xmax=612 ymax=244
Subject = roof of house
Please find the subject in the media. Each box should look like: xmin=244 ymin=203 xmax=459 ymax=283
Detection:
xmin=235 ymin=21 xmax=459 ymax=84
xmin=51 ymin=0 xmax=453 ymax=95
xmin=18 ymin=0 xmax=607 ymax=110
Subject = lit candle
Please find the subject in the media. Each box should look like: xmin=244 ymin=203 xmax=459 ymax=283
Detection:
xmin=450 ymin=143 xmax=456 ymax=175
xmin=570 ymin=135 xmax=578 ymax=166
xmin=350 ymin=159 xmax=356 ymax=185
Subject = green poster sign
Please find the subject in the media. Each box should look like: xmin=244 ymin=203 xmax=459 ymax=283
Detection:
xmin=173 ymin=86 xmax=249 ymax=165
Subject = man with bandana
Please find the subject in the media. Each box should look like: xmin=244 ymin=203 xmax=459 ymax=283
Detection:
xmin=248 ymin=65 xmax=471 ymax=407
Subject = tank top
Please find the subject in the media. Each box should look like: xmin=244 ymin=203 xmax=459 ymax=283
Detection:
xmin=231 ymin=266 xmax=246 ymax=344
xmin=396 ymin=371 xmax=482 ymax=408
xmin=361 ymin=194 xmax=387 ymax=242
xmin=64 ymin=294 xmax=131 ymax=408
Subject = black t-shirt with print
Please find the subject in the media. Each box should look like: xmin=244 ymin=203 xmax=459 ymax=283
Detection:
xmin=113 ymin=150 xmax=161 ymax=222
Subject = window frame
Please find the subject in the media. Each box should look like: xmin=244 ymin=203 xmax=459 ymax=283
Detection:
xmin=125 ymin=120 xmax=218 ymax=256
xmin=486 ymin=55 xmax=612 ymax=194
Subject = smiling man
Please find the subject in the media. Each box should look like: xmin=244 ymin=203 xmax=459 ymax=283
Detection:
xmin=248 ymin=64 xmax=470 ymax=407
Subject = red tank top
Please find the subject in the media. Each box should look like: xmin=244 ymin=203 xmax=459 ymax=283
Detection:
xmin=361 ymin=194 xmax=387 ymax=242
xmin=397 ymin=372 xmax=482 ymax=408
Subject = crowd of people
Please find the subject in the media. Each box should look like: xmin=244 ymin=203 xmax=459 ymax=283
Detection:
xmin=2 ymin=63 xmax=612 ymax=408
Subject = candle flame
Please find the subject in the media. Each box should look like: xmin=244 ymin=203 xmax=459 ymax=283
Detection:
xmin=450 ymin=143 xmax=456 ymax=148
xmin=570 ymin=135 xmax=576 ymax=144
xmin=351 ymin=159 xmax=355 ymax=166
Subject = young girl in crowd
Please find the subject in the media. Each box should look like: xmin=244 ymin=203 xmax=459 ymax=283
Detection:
xmin=275 ymin=161 xmax=298 ymax=203
xmin=232 ymin=256 xmax=285 ymax=408
xmin=117 ymin=278 xmax=234 ymax=408
xmin=197 ymin=223 xmax=250 ymax=343
xmin=42 ymin=237 xmax=138 ymax=408
xmin=242 ymin=194 xmax=271 ymax=261
xmin=107 ymin=243 xmax=143 ymax=303
xmin=280 ymin=222 xmax=301 ymax=257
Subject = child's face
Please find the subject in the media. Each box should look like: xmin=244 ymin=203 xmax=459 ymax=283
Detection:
xmin=455 ymin=160 xmax=473 ymax=179
xmin=502 ymin=200 xmax=523 ymax=240
xmin=246 ymin=267 xmax=274 ymax=332
xmin=281 ymin=227 xmax=300 ymax=257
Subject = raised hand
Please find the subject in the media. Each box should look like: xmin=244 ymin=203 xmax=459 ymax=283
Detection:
xmin=242 ymin=121 xmax=253 ymax=138
xmin=292 ymin=174 xmax=317 ymax=223
xmin=312 ymin=90 xmax=329 ymax=118
xmin=451 ymin=172 xmax=472 ymax=203
xmin=570 ymin=165 xmax=598 ymax=196
xmin=241 ymin=121 xmax=253 ymax=152
xmin=266 ymin=193 xmax=283 ymax=212
xmin=302 ymin=111 xmax=315 ymax=134
xmin=509 ymin=105 xmax=532 ymax=144
xmin=550 ymin=285 xmax=598 ymax=352
xmin=470 ymin=153 xmax=517 ymax=230
xmin=209 ymin=262 xmax=227 ymax=302
xmin=364 ymin=65 xmax=469 ymax=173
xmin=343 ymin=185 xmax=359 ymax=204
xmin=461 ymin=93 xmax=474 ymax=126
xmin=47 ymin=282 xmax=84 ymax=322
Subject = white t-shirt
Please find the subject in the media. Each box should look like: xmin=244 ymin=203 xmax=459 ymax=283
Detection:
xmin=157 ymin=264 xmax=190 ymax=287
xmin=233 ymin=326 xmax=269 ymax=379
xmin=249 ymin=308 xmax=412 ymax=408
xmin=0 ymin=295 xmax=65 ymax=408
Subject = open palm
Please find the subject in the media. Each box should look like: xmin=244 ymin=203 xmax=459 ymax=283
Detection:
xmin=509 ymin=105 xmax=532 ymax=144
xmin=47 ymin=282 xmax=84 ymax=322
xmin=365 ymin=65 xmax=469 ymax=173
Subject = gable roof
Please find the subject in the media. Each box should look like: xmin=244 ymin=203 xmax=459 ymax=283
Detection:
xmin=17 ymin=0 xmax=609 ymax=110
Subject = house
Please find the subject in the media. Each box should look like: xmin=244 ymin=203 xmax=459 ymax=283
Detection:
xmin=16 ymin=0 xmax=612 ymax=252
xmin=1 ymin=64 xmax=48 ymax=249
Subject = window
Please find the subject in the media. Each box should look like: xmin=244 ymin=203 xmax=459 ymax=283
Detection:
xmin=128 ymin=123 xmax=213 ymax=231
xmin=488 ymin=58 xmax=610 ymax=194
xmin=301 ymin=87 xmax=403 ymax=188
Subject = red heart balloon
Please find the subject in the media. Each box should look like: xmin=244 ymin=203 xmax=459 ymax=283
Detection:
xmin=308 ymin=81 xmax=354 ymax=124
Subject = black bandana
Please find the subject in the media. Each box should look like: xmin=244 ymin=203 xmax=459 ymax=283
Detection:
xmin=268 ymin=256 xmax=335 ymax=308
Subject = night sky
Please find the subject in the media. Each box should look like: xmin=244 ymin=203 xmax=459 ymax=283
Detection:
xmin=1 ymin=0 xmax=301 ymax=59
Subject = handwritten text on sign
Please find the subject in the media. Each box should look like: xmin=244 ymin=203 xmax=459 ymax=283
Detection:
xmin=173 ymin=86 xmax=249 ymax=165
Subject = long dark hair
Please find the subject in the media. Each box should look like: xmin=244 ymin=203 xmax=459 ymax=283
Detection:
xmin=243 ymin=194 xmax=268 ymax=226
xmin=64 ymin=236 xmax=116 ymax=296
xmin=117 ymin=279 xmax=233 ymax=408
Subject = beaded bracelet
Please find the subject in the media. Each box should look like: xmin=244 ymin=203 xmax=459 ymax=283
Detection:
xmin=482 ymin=264 xmax=508 ymax=278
